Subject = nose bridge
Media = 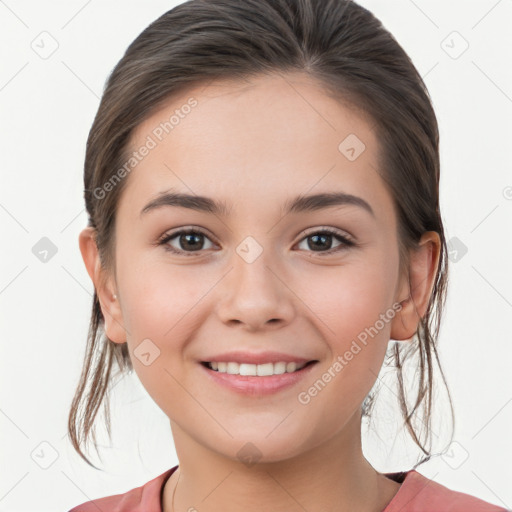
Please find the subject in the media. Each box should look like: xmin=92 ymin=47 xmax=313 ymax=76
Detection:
xmin=215 ymin=234 xmax=295 ymax=329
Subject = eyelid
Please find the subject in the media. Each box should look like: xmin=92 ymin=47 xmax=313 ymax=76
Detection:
xmin=157 ymin=225 xmax=216 ymax=244
xmin=298 ymin=225 xmax=355 ymax=243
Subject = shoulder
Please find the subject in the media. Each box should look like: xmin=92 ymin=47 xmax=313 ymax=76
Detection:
xmin=68 ymin=466 xmax=178 ymax=512
xmin=383 ymin=470 xmax=509 ymax=512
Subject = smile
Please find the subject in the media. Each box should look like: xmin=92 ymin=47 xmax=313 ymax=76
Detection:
xmin=199 ymin=360 xmax=318 ymax=395
xmin=202 ymin=361 xmax=310 ymax=376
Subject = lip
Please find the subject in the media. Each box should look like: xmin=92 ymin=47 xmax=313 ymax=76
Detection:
xmin=198 ymin=359 xmax=319 ymax=396
xmin=200 ymin=350 xmax=314 ymax=365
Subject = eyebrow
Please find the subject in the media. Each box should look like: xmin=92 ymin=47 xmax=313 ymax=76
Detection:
xmin=140 ymin=189 xmax=375 ymax=218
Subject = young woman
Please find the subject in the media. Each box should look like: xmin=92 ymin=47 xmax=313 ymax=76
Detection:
xmin=68 ymin=1 xmax=507 ymax=510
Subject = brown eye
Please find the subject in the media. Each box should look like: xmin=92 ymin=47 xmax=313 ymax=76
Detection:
xmin=296 ymin=229 xmax=354 ymax=255
xmin=159 ymin=229 xmax=215 ymax=256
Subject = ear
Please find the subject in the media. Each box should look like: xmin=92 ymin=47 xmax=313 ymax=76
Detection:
xmin=390 ymin=231 xmax=441 ymax=341
xmin=78 ymin=226 xmax=127 ymax=344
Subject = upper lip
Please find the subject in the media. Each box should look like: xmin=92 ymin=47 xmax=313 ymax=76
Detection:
xmin=201 ymin=351 xmax=317 ymax=365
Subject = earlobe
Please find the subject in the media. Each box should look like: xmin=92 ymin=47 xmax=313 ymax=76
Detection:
xmin=78 ymin=227 xmax=127 ymax=344
xmin=390 ymin=231 xmax=441 ymax=341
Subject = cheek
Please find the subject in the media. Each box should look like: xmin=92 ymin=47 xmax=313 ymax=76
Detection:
xmin=118 ymin=253 xmax=210 ymax=337
xmin=291 ymin=261 xmax=398 ymax=427
xmin=301 ymin=254 xmax=398 ymax=344
xmin=116 ymin=263 xmax=205 ymax=416
xmin=296 ymin=253 xmax=399 ymax=400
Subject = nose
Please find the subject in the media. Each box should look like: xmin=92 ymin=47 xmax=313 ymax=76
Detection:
xmin=215 ymin=248 xmax=295 ymax=331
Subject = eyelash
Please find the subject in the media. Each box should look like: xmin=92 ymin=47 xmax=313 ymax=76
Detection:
xmin=157 ymin=226 xmax=356 ymax=257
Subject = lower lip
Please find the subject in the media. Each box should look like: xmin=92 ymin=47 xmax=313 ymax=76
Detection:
xmin=199 ymin=361 xmax=318 ymax=396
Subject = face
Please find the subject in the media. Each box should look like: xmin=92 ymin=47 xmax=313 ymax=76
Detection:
xmin=99 ymin=72 xmax=413 ymax=463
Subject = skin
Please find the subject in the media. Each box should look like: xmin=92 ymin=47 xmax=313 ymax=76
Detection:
xmin=80 ymin=71 xmax=440 ymax=512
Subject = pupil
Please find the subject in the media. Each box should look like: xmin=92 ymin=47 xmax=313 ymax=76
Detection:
xmin=309 ymin=234 xmax=331 ymax=251
xmin=182 ymin=233 xmax=202 ymax=250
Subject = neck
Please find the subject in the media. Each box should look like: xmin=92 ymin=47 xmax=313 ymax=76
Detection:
xmin=162 ymin=410 xmax=401 ymax=512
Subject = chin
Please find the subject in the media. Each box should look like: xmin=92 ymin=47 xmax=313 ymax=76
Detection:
xmin=206 ymin=430 xmax=315 ymax=467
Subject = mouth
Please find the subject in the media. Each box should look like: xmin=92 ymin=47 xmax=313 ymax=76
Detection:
xmin=200 ymin=360 xmax=318 ymax=376
xmin=199 ymin=359 xmax=319 ymax=395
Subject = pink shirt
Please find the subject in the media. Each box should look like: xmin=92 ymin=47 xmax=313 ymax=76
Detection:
xmin=69 ymin=465 xmax=508 ymax=512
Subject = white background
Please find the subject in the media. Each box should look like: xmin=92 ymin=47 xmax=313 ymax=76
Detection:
xmin=0 ymin=0 xmax=511 ymax=510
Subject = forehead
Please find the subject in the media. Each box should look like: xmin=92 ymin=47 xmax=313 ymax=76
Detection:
xmin=120 ymin=72 xmax=392 ymax=221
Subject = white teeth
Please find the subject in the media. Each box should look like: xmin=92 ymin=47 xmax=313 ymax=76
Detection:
xmin=206 ymin=361 xmax=308 ymax=376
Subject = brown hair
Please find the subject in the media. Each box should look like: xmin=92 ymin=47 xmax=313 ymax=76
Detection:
xmin=68 ymin=0 xmax=454 ymax=470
